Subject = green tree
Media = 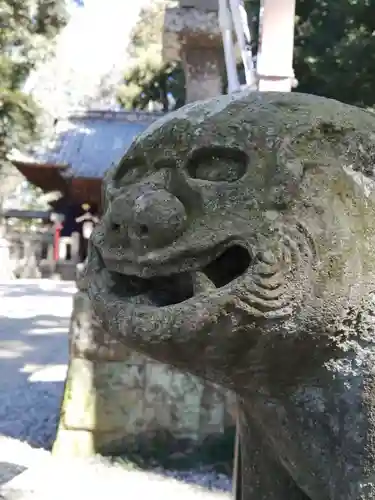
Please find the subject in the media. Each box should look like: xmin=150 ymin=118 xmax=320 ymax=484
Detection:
xmin=117 ymin=0 xmax=185 ymax=112
xmin=293 ymin=0 xmax=375 ymax=108
xmin=0 ymin=0 xmax=67 ymax=278
xmin=242 ymin=0 xmax=375 ymax=108
xmin=0 ymin=0 xmax=68 ymax=206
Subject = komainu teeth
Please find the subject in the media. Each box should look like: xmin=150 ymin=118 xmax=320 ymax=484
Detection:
xmin=192 ymin=271 xmax=216 ymax=293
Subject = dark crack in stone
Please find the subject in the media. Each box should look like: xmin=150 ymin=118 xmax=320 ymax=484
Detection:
xmin=85 ymin=90 xmax=375 ymax=499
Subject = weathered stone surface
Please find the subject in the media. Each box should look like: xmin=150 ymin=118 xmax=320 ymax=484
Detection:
xmin=163 ymin=6 xmax=221 ymax=63
xmin=59 ymin=358 xmax=144 ymax=433
xmin=86 ymin=90 xmax=375 ymax=498
xmin=181 ymin=45 xmax=223 ymax=103
xmin=69 ymin=289 xmax=138 ymax=362
xmin=55 ymin=279 xmax=232 ymax=457
xmin=52 ymin=427 xmax=96 ymax=458
xmin=163 ymin=2 xmax=223 ymax=103
xmin=55 ymin=351 xmax=230 ymax=456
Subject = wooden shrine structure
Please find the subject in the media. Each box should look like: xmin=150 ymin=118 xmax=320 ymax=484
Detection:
xmin=11 ymin=110 xmax=163 ymax=274
xmin=11 ymin=0 xmax=297 ymax=280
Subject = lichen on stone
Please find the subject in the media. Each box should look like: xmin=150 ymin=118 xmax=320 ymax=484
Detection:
xmin=86 ymin=90 xmax=375 ymax=499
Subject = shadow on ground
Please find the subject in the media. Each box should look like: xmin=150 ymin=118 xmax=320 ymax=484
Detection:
xmin=0 ymin=463 xmax=27 ymax=486
xmin=0 ymin=280 xmax=74 ymax=449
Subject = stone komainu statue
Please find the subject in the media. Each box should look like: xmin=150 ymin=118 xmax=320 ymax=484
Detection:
xmin=85 ymin=91 xmax=375 ymax=499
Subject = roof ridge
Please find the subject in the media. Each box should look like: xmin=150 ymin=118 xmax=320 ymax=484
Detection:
xmin=67 ymin=109 xmax=165 ymax=122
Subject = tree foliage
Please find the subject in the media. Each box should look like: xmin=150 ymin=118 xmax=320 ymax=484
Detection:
xmin=117 ymin=0 xmax=185 ymax=112
xmin=293 ymin=0 xmax=375 ymax=108
xmin=118 ymin=0 xmax=375 ymax=111
xmin=0 ymin=0 xmax=67 ymax=203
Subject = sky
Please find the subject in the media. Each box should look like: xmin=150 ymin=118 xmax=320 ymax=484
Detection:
xmin=25 ymin=0 xmax=152 ymax=116
xmin=59 ymin=0 xmax=150 ymax=76
xmin=6 ymin=0 xmax=153 ymax=209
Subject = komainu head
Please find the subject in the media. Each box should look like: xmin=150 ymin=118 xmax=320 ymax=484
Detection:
xmin=86 ymin=91 xmax=375 ymax=390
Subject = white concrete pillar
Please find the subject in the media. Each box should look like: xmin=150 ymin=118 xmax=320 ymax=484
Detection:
xmin=257 ymin=0 xmax=296 ymax=92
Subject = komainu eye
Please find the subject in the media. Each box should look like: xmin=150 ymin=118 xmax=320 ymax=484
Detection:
xmin=186 ymin=147 xmax=248 ymax=182
xmin=113 ymin=157 xmax=148 ymax=186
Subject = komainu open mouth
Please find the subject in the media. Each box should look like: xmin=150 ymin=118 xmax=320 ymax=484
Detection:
xmin=109 ymin=245 xmax=252 ymax=308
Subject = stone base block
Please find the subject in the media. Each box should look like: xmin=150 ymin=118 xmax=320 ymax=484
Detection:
xmin=52 ymin=428 xmax=96 ymax=458
xmin=53 ymin=289 xmax=235 ymax=458
xmin=54 ymin=354 xmax=235 ymax=457
xmin=53 ymin=358 xmax=145 ymax=457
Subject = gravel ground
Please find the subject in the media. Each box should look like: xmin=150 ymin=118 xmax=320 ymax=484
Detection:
xmin=0 ymin=280 xmax=233 ymax=498
xmin=0 ymin=381 xmax=63 ymax=449
xmin=0 ymin=280 xmax=72 ymax=450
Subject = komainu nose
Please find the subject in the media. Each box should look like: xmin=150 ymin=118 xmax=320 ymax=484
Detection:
xmin=129 ymin=189 xmax=187 ymax=249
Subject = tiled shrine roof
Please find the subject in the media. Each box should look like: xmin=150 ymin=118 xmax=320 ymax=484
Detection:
xmin=34 ymin=110 xmax=163 ymax=179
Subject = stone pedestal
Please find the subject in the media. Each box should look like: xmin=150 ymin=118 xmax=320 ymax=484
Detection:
xmin=182 ymin=45 xmax=223 ymax=102
xmin=54 ymin=271 xmax=233 ymax=457
xmin=53 ymin=288 xmax=142 ymax=456
xmin=163 ymin=2 xmax=223 ymax=103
